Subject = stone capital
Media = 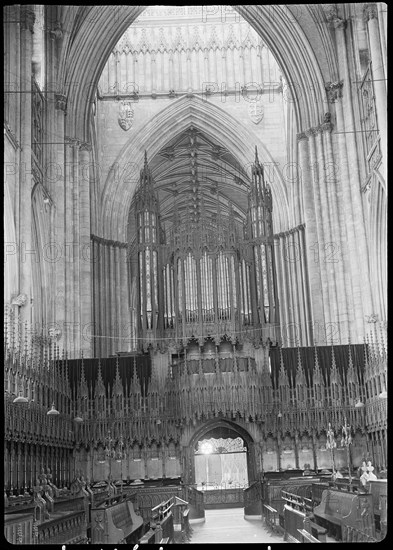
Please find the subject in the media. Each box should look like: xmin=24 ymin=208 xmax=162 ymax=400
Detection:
xmin=321 ymin=122 xmax=334 ymax=133
xmin=322 ymin=4 xmax=338 ymax=22
xmin=54 ymin=93 xmax=67 ymax=112
xmin=65 ymin=136 xmax=81 ymax=148
xmin=304 ymin=126 xmax=321 ymax=138
xmin=20 ymin=6 xmax=35 ymax=33
xmin=332 ymin=17 xmax=347 ymax=30
xmin=79 ymin=142 xmax=92 ymax=153
xmin=49 ymin=22 xmax=63 ymax=41
xmin=363 ymin=3 xmax=378 ymax=23
xmin=296 ymin=132 xmax=309 ymax=142
xmin=325 ymin=80 xmax=344 ymax=103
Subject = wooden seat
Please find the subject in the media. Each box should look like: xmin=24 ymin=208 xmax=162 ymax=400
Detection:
xmin=313 ymin=489 xmax=375 ymax=542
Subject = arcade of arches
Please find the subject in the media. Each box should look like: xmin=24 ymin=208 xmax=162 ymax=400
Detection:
xmin=4 ymin=3 xmax=387 ymax=545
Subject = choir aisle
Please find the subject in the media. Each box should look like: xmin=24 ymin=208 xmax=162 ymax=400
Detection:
xmin=189 ymin=507 xmax=285 ymax=544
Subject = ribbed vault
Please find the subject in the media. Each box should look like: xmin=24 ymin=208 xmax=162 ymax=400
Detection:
xmin=58 ymin=5 xmax=336 ymax=142
xmin=101 ymin=95 xmax=290 ymax=241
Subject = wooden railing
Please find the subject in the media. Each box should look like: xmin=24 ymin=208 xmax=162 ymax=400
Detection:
xmin=181 ymin=484 xmax=205 ymax=521
xmin=202 ymin=486 xmax=244 ymax=508
xmin=282 ymin=490 xmax=313 ymax=514
xmin=343 ymin=525 xmax=378 ymax=543
xmin=131 ymin=485 xmax=183 ymax=522
xmin=4 ymin=512 xmax=35 ymax=544
xmin=282 ymin=493 xmax=327 ymax=543
xmin=37 ymin=510 xmax=87 ymax=544
xmin=263 ymin=503 xmax=280 ymax=534
xmin=140 ymin=497 xmax=175 ymax=544
xmin=261 ymin=477 xmax=316 ymax=520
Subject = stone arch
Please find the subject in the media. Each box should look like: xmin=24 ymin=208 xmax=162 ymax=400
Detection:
xmin=181 ymin=418 xmax=257 ymax=485
xmin=100 ymin=94 xmax=290 ymax=240
xmin=58 ymin=5 xmax=335 ymax=143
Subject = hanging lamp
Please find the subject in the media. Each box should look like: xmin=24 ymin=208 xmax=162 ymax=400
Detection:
xmin=13 ymin=389 xmax=28 ymax=404
xmin=47 ymin=402 xmax=60 ymax=415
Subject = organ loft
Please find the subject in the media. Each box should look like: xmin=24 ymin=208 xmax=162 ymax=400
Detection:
xmin=4 ymin=4 xmax=387 ymax=545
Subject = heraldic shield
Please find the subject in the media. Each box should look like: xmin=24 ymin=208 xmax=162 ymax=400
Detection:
xmin=118 ymin=100 xmax=134 ymax=131
xmin=248 ymin=101 xmax=264 ymax=124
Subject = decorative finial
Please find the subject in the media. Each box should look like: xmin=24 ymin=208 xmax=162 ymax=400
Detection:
xmin=255 ymin=145 xmax=259 ymax=164
xmin=144 ymin=150 xmax=148 ymax=166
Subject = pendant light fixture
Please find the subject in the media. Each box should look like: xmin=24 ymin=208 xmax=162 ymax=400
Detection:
xmin=47 ymin=402 xmax=60 ymax=415
xmin=13 ymin=389 xmax=29 ymax=404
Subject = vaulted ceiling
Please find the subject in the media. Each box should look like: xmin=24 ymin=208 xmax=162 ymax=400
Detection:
xmin=147 ymin=126 xmax=251 ymax=229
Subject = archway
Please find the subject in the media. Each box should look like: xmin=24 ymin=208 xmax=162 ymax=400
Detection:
xmin=195 ymin=433 xmax=248 ymax=489
xmin=59 ymin=5 xmax=333 ymax=143
xmin=102 ymin=94 xmax=290 ymax=241
xmin=183 ymin=419 xmax=257 ymax=490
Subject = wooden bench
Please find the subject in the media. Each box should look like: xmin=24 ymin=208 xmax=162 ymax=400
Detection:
xmin=297 ymin=529 xmax=321 ymax=543
xmin=303 ymin=516 xmax=327 ymax=542
xmin=313 ymin=489 xmax=375 ymax=541
xmin=263 ymin=503 xmax=279 ymax=533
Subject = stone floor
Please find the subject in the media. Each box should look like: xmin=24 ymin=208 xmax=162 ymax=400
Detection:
xmin=189 ymin=507 xmax=286 ymax=544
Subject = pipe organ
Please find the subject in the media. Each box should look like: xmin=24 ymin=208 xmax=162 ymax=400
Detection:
xmin=129 ymin=148 xmax=280 ymax=351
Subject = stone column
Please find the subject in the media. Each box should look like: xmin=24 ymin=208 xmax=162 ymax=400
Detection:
xmin=72 ymin=141 xmax=81 ymax=356
xmin=299 ymin=228 xmax=313 ymax=345
xmin=53 ymin=94 xmax=67 ymax=351
xmin=114 ymin=245 xmax=120 ymax=352
xmin=377 ymin=3 xmax=387 ymax=78
xmin=321 ymin=120 xmax=350 ymax=343
xmin=331 ymin=16 xmax=374 ymax=339
xmin=363 ymin=3 xmax=387 ymax=174
xmin=314 ymin=126 xmax=339 ymax=339
xmin=305 ymin=127 xmax=331 ymax=340
xmin=63 ymin=138 xmax=77 ymax=355
xmin=79 ymin=143 xmax=92 ymax=356
xmin=273 ymin=236 xmax=287 ymax=344
xmin=18 ymin=6 xmax=35 ymax=328
xmin=120 ymin=246 xmax=129 ymax=351
xmin=326 ymin=83 xmax=365 ymax=341
xmin=294 ymin=229 xmax=309 ymax=346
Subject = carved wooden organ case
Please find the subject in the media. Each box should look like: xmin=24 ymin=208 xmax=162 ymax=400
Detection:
xmin=128 ymin=149 xmax=280 ymax=351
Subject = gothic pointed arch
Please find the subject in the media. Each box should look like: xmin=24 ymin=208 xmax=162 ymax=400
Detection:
xmin=101 ymin=95 xmax=290 ymax=240
xmin=57 ymin=5 xmax=336 ymax=143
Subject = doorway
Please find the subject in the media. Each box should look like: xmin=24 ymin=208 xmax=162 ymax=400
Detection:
xmin=191 ymin=421 xmax=253 ymax=508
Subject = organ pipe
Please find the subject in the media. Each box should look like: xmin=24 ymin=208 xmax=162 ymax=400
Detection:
xmin=129 ymin=148 xmax=280 ymax=350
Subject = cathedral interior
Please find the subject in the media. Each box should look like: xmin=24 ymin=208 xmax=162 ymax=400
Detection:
xmin=4 ymin=4 xmax=387 ymax=545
